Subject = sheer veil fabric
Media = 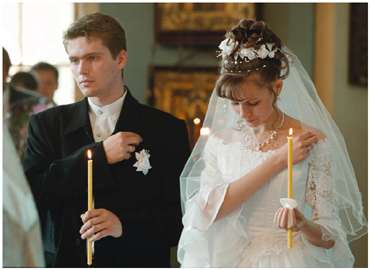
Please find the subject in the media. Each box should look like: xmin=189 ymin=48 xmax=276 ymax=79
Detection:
xmin=177 ymin=47 xmax=367 ymax=267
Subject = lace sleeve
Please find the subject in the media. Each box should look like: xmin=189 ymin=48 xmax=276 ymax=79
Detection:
xmin=300 ymin=140 xmax=355 ymax=267
xmin=305 ymin=140 xmax=340 ymax=241
xmin=182 ymin=134 xmax=229 ymax=231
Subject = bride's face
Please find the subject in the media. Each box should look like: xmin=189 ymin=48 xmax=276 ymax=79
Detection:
xmin=231 ymin=75 xmax=281 ymax=128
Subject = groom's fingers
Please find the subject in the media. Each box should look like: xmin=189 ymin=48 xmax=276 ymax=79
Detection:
xmin=124 ymin=136 xmax=142 ymax=146
xmin=81 ymin=222 xmax=108 ymax=239
xmin=80 ymin=216 xmax=105 ymax=234
xmin=90 ymin=229 xmax=110 ymax=242
xmin=126 ymin=145 xmax=136 ymax=153
xmin=122 ymin=131 xmax=142 ymax=141
xmin=81 ymin=209 xmax=104 ymax=223
xmin=121 ymin=132 xmax=142 ymax=146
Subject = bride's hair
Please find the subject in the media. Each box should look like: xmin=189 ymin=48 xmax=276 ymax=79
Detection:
xmin=215 ymin=19 xmax=290 ymax=103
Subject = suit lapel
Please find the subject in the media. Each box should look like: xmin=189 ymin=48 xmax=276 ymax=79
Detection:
xmin=110 ymin=89 xmax=149 ymax=177
xmin=113 ymin=88 xmax=143 ymax=136
xmin=63 ymin=99 xmax=94 ymax=155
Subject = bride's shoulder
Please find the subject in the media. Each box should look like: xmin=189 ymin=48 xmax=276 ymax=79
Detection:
xmin=301 ymin=126 xmax=327 ymax=142
xmin=203 ymin=129 xmax=236 ymax=156
xmin=284 ymin=116 xmax=327 ymax=141
xmin=208 ymin=128 xmax=239 ymax=143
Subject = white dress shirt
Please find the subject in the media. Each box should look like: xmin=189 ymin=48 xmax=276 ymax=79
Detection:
xmin=88 ymin=91 xmax=127 ymax=142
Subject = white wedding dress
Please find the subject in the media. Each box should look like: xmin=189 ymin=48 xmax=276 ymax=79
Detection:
xmin=178 ymin=128 xmax=354 ymax=267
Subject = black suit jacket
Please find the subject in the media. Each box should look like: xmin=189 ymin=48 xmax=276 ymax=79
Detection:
xmin=23 ymin=90 xmax=190 ymax=267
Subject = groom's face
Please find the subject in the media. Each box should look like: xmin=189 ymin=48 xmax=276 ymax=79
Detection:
xmin=65 ymin=36 xmax=127 ymax=98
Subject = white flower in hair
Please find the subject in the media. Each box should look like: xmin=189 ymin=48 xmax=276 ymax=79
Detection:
xmin=256 ymin=44 xmax=270 ymax=59
xmin=218 ymin=38 xmax=238 ymax=57
xmin=218 ymin=37 xmax=279 ymax=59
xmin=266 ymin=43 xmax=277 ymax=58
xmin=266 ymin=43 xmax=274 ymax=51
xmin=133 ymin=149 xmax=152 ymax=175
xmin=239 ymin=47 xmax=256 ymax=60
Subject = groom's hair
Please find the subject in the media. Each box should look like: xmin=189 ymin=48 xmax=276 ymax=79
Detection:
xmin=63 ymin=12 xmax=127 ymax=59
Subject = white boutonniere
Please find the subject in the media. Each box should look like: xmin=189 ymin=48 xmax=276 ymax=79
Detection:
xmin=133 ymin=149 xmax=152 ymax=175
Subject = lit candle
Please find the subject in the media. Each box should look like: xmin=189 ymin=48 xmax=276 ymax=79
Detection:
xmin=87 ymin=149 xmax=93 ymax=265
xmin=193 ymin=117 xmax=201 ymax=125
xmin=287 ymin=128 xmax=293 ymax=248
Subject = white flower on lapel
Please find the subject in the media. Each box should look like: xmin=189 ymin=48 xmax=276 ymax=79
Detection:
xmin=133 ymin=149 xmax=152 ymax=175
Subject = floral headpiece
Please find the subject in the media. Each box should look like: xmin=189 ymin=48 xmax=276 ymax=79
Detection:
xmin=217 ymin=35 xmax=280 ymax=74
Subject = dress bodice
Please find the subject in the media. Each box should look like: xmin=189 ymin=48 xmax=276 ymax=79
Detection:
xmin=211 ymin=130 xmax=310 ymax=235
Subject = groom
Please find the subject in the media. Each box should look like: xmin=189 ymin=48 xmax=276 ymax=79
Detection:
xmin=23 ymin=13 xmax=190 ymax=267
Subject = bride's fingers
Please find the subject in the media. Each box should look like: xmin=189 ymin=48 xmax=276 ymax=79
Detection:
xmin=279 ymin=208 xmax=288 ymax=229
xmin=294 ymin=208 xmax=303 ymax=219
xmin=273 ymin=209 xmax=278 ymax=225
xmin=303 ymin=138 xmax=317 ymax=150
xmin=287 ymin=209 xmax=296 ymax=229
xmin=300 ymin=132 xmax=317 ymax=140
xmin=273 ymin=208 xmax=282 ymax=225
xmin=278 ymin=208 xmax=285 ymax=228
xmin=276 ymin=208 xmax=284 ymax=227
xmin=292 ymin=209 xmax=297 ymax=228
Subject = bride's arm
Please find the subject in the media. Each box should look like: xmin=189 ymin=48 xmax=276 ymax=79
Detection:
xmin=299 ymin=217 xmax=335 ymax=249
xmin=299 ymin=138 xmax=339 ymax=249
xmin=216 ymin=131 xmax=318 ymax=220
xmin=216 ymin=154 xmax=284 ymax=220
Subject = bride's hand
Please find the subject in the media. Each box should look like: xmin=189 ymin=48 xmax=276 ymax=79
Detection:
xmin=274 ymin=131 xmax=319 ymax=168
xmin=274 ymin=207 xmax=307 ymax=232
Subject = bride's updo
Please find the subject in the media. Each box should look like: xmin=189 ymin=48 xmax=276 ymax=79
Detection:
xmin=215 ymin=19 xmax=289 ymax=102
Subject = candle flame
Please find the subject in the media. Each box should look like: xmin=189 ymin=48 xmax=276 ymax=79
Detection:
xmin=87 ymin=149 xmax=92 ymax=159
xmin=289 ymin=128 xmax=293 ymax=136
xmin=193 ymin=117 xmax=201 ymax=125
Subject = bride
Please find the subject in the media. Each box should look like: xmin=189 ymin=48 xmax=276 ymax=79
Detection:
xmin=177 ymin=19 xmax=367 ymax=267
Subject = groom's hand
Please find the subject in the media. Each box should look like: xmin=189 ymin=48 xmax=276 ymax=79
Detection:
xmin=80 ymin=209 xmax=123 ymax=241
xmin=103 ymin=131 xmax=142 ymax=164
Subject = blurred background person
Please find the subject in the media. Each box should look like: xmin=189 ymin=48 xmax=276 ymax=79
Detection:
xmin=10 ymin=71 xmax=38 ymax=91
xmin=31 ymin=62 xmax=59 ymax=107
xmin=7 ymin=71 xmax=48 ymax=159
xmin=8 ymin=71 xmax=42 ymax=104
xmin=3 ymin=47 xmax=45 ymax=267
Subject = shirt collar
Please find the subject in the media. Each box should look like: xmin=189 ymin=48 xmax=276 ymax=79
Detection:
xmin=88 ymin=89 xmax=127 ymax=116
